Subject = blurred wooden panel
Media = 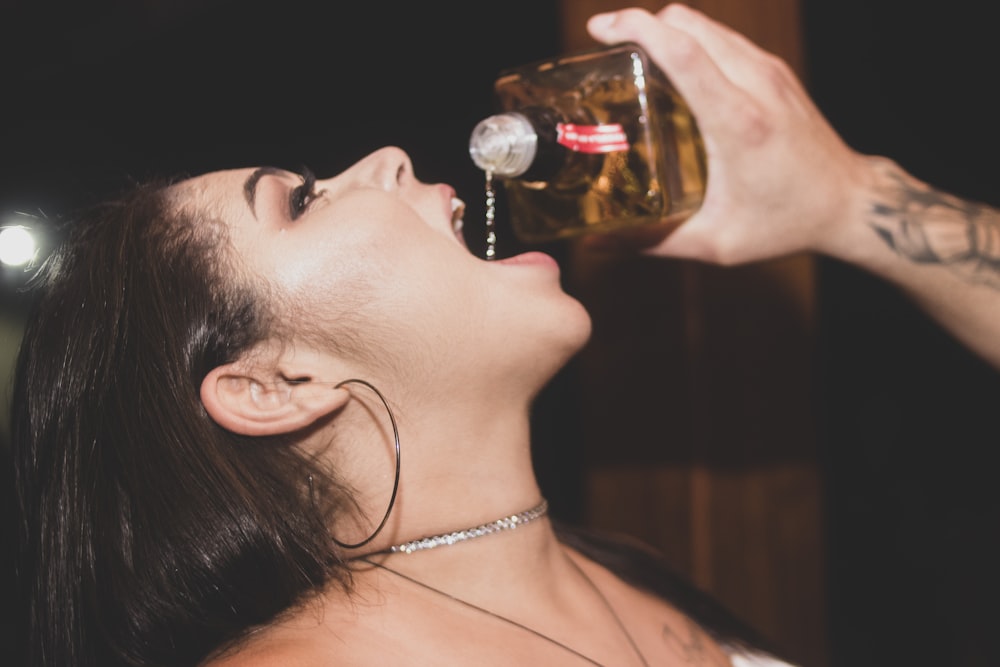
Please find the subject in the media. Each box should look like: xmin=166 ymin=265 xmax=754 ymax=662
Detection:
xmin=557 ymin=2 xmax=825 ymax=666
xmin=559 ymin=0 xmax=805 ymax=76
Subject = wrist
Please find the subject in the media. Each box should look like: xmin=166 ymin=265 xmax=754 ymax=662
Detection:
xmin=815 ymin=154 xmax=902 ymax=269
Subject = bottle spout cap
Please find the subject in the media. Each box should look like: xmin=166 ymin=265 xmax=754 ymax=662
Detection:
xmin=468 ymin=113 xmax=538 ymax=178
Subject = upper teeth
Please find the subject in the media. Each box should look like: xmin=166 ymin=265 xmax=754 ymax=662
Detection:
xmin=451 ymin=197 xmax=465 ymax=233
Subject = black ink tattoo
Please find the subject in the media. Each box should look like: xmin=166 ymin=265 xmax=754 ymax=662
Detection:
xmin=868 ymin=165 xmax=1000 ymax=289
xmin=660 ymin=618 xmax=728 ymax=665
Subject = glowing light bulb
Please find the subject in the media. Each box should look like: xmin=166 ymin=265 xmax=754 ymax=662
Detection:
xmin=0 ymin=226 xmax=39 ymax=267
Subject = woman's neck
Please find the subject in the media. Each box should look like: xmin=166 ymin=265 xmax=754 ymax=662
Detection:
xmin=330 ymin=386 xmax=546 ymax=560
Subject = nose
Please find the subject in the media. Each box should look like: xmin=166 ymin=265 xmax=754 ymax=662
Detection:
xmin=351 ymin=146 xmax=414 ymax=191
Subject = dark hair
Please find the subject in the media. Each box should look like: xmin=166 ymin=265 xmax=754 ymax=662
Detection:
xmin=11 ymin=181 xmax=350 ymax=666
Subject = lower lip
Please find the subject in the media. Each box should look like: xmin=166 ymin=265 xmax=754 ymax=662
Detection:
xmin=494 ymin=251 xmax=559 ymax=269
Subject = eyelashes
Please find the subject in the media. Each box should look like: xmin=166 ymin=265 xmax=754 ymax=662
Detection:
xmin=289 ymin=166 xmax=318 ymax=220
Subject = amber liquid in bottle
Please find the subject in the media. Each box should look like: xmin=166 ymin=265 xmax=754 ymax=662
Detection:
xmin=474 ymin=42 xmax=707 ymax=244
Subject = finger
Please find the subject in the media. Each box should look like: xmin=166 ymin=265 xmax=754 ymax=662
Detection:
xmin=657 ymin=4 xmax=803 ymax=102
xmin=657 ymin=4 xmax=773 ymax=72
xmin=576 ymin=202 xmax=727 ymax=259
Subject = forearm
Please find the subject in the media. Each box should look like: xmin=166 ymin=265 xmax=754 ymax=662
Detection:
xmin=827 ymin=156 xmax=1000 ymax=368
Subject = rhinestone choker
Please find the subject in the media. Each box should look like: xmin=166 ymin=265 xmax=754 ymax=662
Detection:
xmin=377 ymin=499 xmax=549 ymax=555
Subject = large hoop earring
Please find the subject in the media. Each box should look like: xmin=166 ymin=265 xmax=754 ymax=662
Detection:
xmin=330 ymin=378 xmax=401 ymax=550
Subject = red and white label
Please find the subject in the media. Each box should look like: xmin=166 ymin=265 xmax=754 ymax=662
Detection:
xmin=556 ymin=123 xmax=629 ymax=153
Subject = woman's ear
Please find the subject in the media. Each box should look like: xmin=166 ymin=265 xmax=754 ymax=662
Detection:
xmin=200 ymin=363 xmax=351 ymax=436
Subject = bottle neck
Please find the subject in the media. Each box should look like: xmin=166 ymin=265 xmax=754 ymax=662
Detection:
xmin=469 ymin=107 xmax=566 ymax=181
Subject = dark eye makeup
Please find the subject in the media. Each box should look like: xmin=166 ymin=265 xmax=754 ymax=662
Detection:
xmin=289 ymin=167 xmax=318 ymax=220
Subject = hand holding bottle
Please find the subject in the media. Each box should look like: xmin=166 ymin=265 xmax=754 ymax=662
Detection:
xmin=584 ymin=3 xmax=870 ymax=264
xmin=587 ymin=3 xmax=1000 ymax=370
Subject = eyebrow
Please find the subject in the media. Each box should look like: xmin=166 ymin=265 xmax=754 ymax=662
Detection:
xmin=243 ymin=166 xmax=285 ymax=218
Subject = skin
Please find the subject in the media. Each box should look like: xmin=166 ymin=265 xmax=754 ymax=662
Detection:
xmin=195 ymin=6 xmax=999 ymax=662
xmin=181 ymin=146 xmax=592 ymax=541
xmin=585 ymin=4 xmax=1000 ymax=369
xmin=176 ymin=147 xmax=737 ymax=665
xmin=195 ymin=3 xmax=986 ymax=661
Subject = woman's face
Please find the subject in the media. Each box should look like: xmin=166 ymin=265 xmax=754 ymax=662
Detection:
xmin=173 ymin=147 xmax=592 ymax=385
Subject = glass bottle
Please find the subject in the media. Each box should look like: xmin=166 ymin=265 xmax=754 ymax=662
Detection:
xmin=469 ymin=41 xmax=707 ymax=244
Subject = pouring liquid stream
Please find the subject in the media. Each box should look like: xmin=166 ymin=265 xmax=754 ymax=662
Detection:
xmin=485 ymin=170 xmax=497 ymax=260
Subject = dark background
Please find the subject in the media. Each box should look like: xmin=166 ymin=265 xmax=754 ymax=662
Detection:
xmin=2 ymin=1 xmax=999 ymax=665
xmin=805 ymin=2 xmax=1000 ymax=666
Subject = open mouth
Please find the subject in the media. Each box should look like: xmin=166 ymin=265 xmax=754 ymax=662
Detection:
xmin=451 ymin=196 xmax=467 ymax=245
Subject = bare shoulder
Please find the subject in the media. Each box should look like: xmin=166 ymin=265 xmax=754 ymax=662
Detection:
xmin=199 ymin=577 xmax=403 ymax=667
xmin=204 ymin=638 xmax=329 ymax=667
xmin=566 ymin=546 xmax=740 ymax=666
xmin=200 ymin=614 xmax=339 ymax=667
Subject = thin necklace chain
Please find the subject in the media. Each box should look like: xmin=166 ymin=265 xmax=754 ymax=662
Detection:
xmin=564 ymin=556 xmax=651 ymax=667
xmin=374 ymin=499 xmax=548 ymax=555
xmin=364 ymin=557 xmax=650 ymax=667
xmin=357 ymin=501 xmax=650 ymax=667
